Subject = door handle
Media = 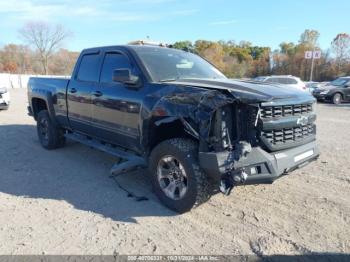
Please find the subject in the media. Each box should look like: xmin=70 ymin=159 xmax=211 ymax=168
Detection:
xmin=93 ymin=91 xmax=103 ymax=97
xmin=69 ymin=88 xmax=77 ymax=93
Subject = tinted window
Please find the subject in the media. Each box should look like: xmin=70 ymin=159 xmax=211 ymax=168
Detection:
xmin=330 ymin=78 xmax=350 ymax=86
xmin=274 ymin=78 xmax=292 ymax=84
xmin=77 ymin=53 xmax=100 ymax=82
xmin=285 ymin=78 xmax=297 ymax=84
xmin=266 ymin=77 xmax=297 ymax=85
xmin=100 ymin=53 xmax=131 ymax=83
xmin=277 ymin=78 xmax=288 ymax=84
xmin=266 ymin=78 xmax=279 ymax=83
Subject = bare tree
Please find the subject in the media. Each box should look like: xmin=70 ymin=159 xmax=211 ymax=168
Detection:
xmin=19 ymin=21 xmax=71 ymax=74
xmin=332 ymin=33 xmax=350 ymax=74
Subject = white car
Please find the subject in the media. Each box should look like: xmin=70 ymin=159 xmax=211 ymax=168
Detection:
xmin=255 ymin=75 xmax=307 ymax=91
xmin=0 ymin=87 xmax=10 ymax=110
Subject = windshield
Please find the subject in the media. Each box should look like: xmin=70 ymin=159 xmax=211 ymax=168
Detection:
xmin=131 ymin=46 xmax=226 ymax=82
xmin=329 ymin=78 xmax=349 ymax=87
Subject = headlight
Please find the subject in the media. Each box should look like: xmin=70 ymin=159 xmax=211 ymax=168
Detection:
xmin=320 ymin=90 xmax=329 ymax=95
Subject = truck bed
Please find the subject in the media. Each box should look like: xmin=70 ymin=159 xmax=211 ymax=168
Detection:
xmin=27 ymin=76 xmax=71 ymax=127
xmin=28 ymin=77 xmax=70 ymax=92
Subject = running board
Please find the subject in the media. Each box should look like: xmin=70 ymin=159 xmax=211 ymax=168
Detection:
xmin=65 ymin=132 xmax=147 ymax=176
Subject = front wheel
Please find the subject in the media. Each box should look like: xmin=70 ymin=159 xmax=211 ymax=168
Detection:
xmin=149 ymin=138 xmax=211 ymax=213
xmin=36 ymin=110 xmax=65 ymax=149
xmin=332 ymin=93 xmax=342 ymax=105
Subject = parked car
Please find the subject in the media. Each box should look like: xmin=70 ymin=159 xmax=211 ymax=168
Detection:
xmin=255 ymin=75 xmax=306 ymax=91
xmin=27 ymin=44 xmax=319 ymax=213
xmin=0 ymin=87 xmax=10 ymax=110
xmin=305 ymin=81 xmax=329 ymax=93
xmin=312 ymin=77 xmax=350 ymax=104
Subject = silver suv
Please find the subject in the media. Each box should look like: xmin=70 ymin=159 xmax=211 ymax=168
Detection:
xmin=255 ymin=75 xmax=306 ymax=91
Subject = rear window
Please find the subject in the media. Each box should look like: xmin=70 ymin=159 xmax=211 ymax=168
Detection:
xmin=285 ymin=78 xmax=298 ymax=84
xmin=268 ymin=77 xmax=297 ymax=85
xmin=266 ymin=78 xmax=279 ymax=83
xmin=77 ymin=53 xmax=100 ymax=82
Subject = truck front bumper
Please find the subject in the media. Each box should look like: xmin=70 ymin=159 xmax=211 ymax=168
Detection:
xmin=199 ymin=140 xmax=319 ymax=184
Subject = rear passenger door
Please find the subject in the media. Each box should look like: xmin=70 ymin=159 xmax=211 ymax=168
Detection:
xmin=67 ymin=52 xmax=101 ymax=134
xmin=91 ymin=51 xmax=142 ymax=151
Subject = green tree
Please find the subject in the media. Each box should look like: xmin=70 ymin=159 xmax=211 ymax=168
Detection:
xmin=280 ymin=42 xmax=296 ymax=56
xmin=299 ymin=29 xmax=320 ymax=47
xmin=172 ymin=41 xmax=194 ymax=52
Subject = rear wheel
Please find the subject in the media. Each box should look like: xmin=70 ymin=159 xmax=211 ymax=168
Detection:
xmin=332 ymin=93 xmax=342 ymax=105
xmin=149 ymin=138 xmax=211 ymax=213
xmin=37 ymin=110 xmax=65 ymax=149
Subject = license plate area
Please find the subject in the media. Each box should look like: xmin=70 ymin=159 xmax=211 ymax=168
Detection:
xmin=294 ymin=150 xmax=314 ymax=162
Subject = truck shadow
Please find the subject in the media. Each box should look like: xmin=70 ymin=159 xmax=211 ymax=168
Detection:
xmin=0 ymin=124 xmax=176 ymax=223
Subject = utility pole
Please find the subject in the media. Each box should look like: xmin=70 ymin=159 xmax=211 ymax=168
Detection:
xmin=310 ymin=48 xmax=315 ymax=82
xmin=305 ymin=50 xmax=321 ymax=82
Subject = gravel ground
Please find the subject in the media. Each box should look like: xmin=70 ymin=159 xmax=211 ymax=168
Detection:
xmin=0 ymin=88 xmax=349 ymax=255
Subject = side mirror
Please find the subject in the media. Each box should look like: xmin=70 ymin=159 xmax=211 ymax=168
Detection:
xmin=113 ymin=69 xmax=140 ymax=86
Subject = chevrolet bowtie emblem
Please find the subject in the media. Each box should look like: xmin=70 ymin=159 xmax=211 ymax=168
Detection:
xmin=297 ymin=115 xmax=309 ymax=125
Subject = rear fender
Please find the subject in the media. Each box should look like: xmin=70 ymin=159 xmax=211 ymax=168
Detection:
xmin=30 ymin=89 xmax=57 ymax=124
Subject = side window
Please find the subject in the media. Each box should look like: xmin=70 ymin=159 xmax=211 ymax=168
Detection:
xmin=77 ymin=53 xmax=100 ymax=82
xmin=277 ymin=78 xmax=288 ymax=84
xmin=100 ymin=53 xmax=132 ymax=83
xmin=268 ymin=78 xmax=278 ymax=83
xmin=286 ymin=78 xmax=297 ymax=84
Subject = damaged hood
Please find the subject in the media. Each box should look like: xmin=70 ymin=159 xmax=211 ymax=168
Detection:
xmin=167 ymin=78 xmax=314 ymax=104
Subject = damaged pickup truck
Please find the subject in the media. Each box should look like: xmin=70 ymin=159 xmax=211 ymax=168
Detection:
xmin=27 ymin=44 xmax=319 ymax=213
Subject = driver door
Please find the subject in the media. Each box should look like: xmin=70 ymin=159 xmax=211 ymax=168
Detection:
xmin=91 ymin=51 xmax=143 ymax=152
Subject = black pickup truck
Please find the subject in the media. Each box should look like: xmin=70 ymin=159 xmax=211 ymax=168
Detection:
xmin=27 ymin=44 xmax=319 ymax=213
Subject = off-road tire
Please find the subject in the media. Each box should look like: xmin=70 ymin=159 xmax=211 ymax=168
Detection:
xmin=36 ymin=110 xmax=65 ymax=149
xmin=332 ymin=93 xmax=342 ymax=105
xmin=149 ymin=138 xmax=211 ymax=213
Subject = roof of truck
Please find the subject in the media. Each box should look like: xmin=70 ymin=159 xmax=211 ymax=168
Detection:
xmin=82 ymin=44 xmax=170 ymax=53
